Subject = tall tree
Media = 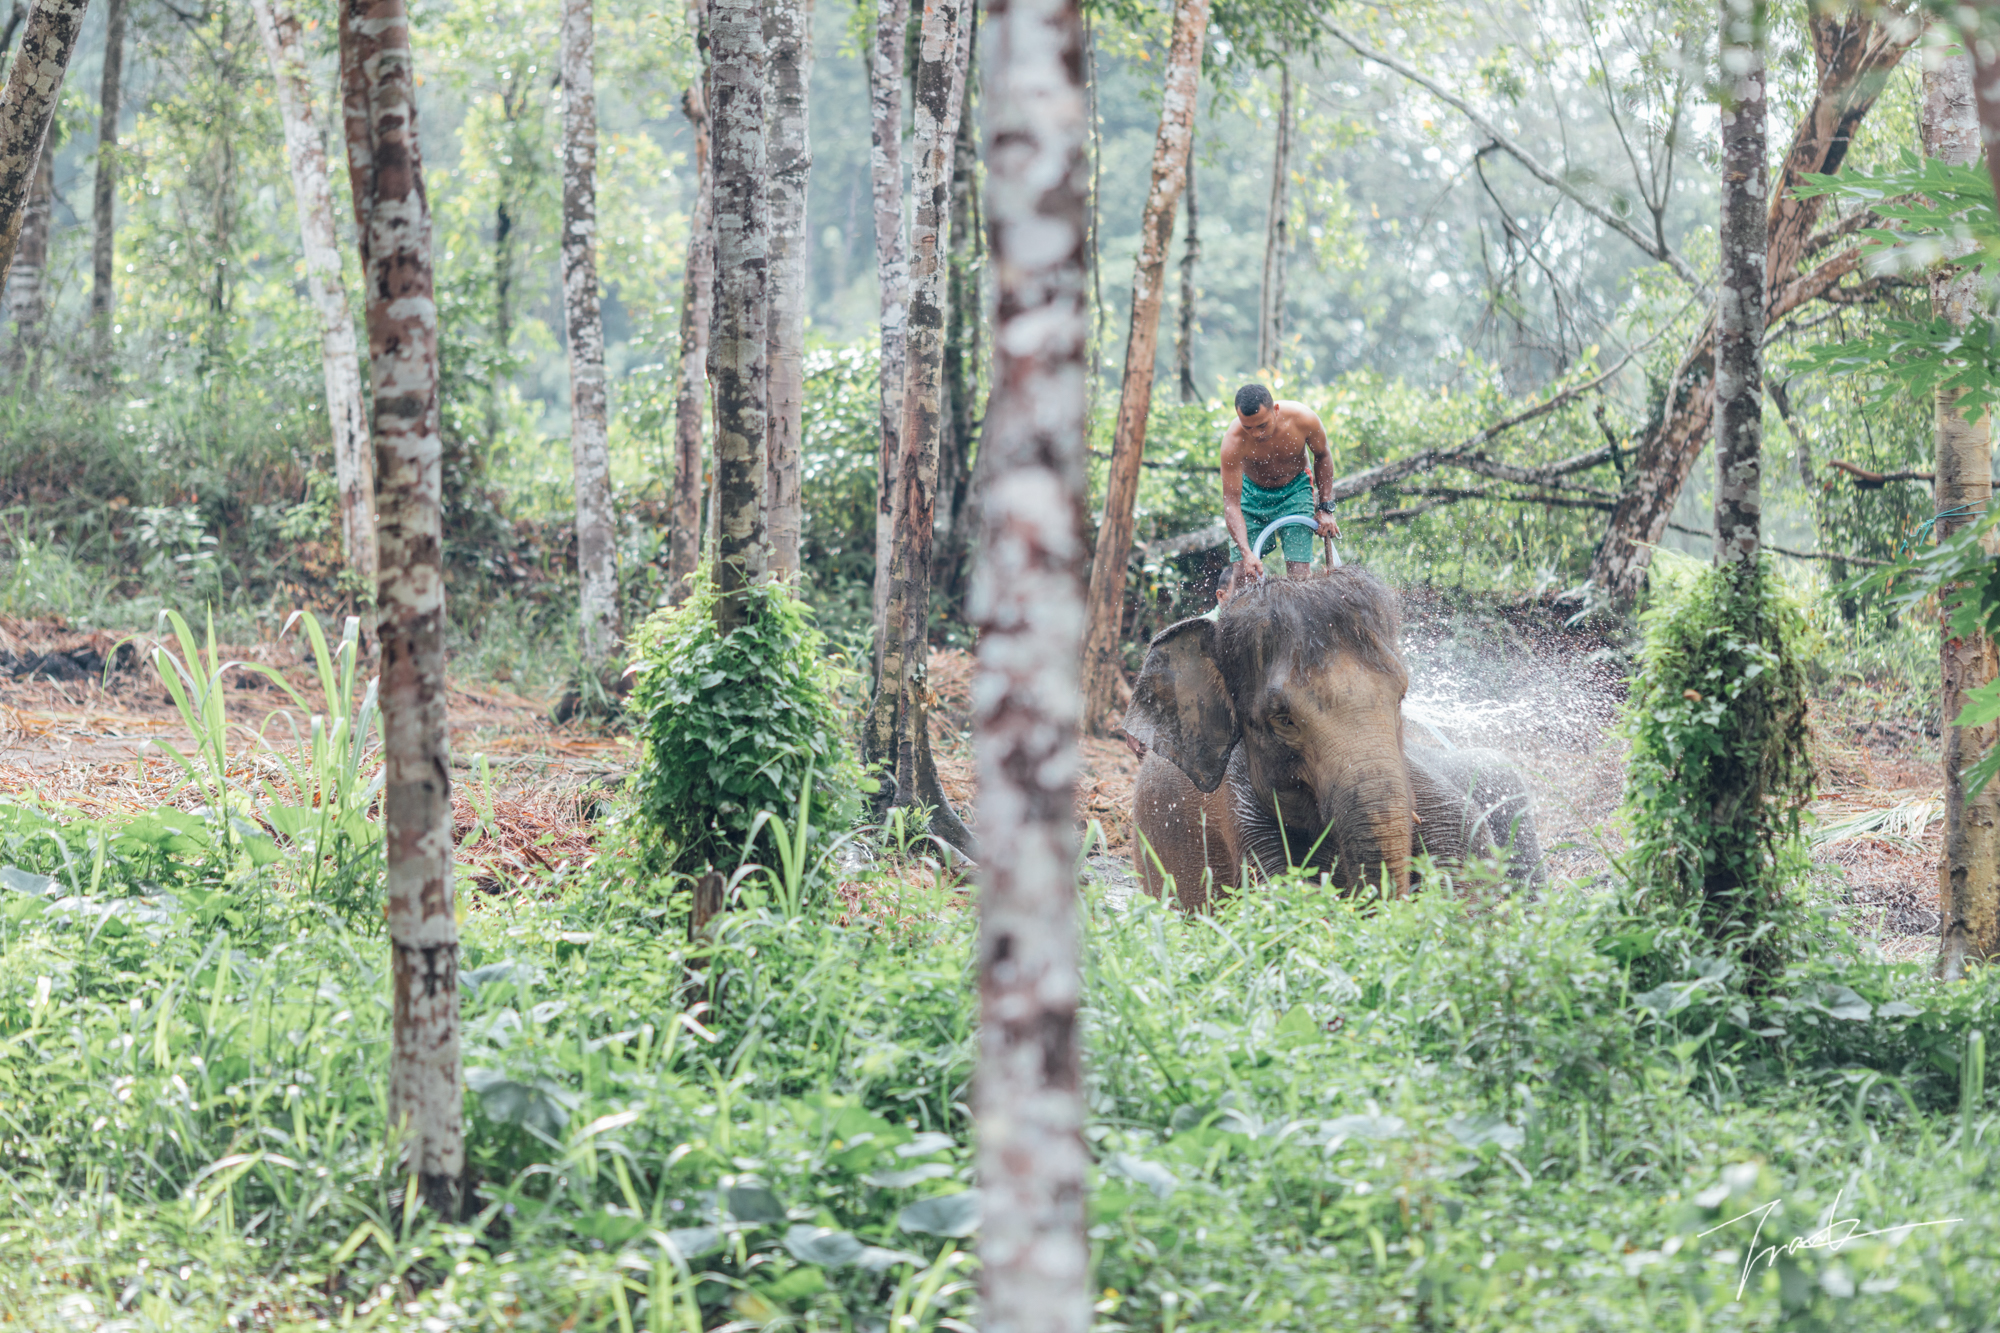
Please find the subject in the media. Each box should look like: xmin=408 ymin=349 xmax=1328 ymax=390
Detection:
xmin=3 ymin=126 xmax=47 ymax=375
xmin=561 ymin=0 xmax=620 ymax=669
xmin=252 ymin=0 xmax=378 ymax=611
xmin=1255 ymin=65 xmax=1290 ymax=371
xmin=339 ymin=0 xmax=461 ymax=1217
xmin=1075 ymin=0 xmax=1205 ymax=735
xmin=974 ymin=0 xmax=1090 ymax=1321
xmin=707 ymin=0 xmax=770 ymax=631
xmin=667 ymin=0 xmax=713 ymax=605
xmin=0 ymin=0 xmax=86 ymax=285
xmin=88 ymin=0 xmax=122 ymax=359
xmin=1712 ymin=0 xmax=1763 ymax=574
xmin=940 ymin=28 xmax=981 ymax=553
xmin=764 ymin=0 xmax=811 ymax=581
xmin=1175 ymin=155 xmax=1198 ymax=403
xmin=1586 ymin=7 xmax=1915 ymax=603
xmin=864 ymin=0 xmax=973 ymax=839
xmin=1924 ymin=47 xmax=2000 ymax=976
xmin=868 ymin=0 xmax=909 ymax=634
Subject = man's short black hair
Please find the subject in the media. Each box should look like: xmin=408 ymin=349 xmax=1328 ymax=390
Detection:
xmin=1235 ymin=383 xmax=1274 ymax=416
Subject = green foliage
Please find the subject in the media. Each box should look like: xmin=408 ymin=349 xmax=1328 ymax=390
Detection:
xmin=1622 ymin=555 xmax=1815 ymax=976
xmin=626 ymin=576 xmax=864 ymax=882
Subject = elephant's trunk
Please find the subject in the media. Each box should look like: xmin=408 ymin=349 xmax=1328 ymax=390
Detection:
xmin=1318 ymin=765 xmax=1414 ymax=895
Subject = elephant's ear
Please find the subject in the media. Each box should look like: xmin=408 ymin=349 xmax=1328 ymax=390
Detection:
xmin=1122 ymin=617 xmax=1239 ymax=793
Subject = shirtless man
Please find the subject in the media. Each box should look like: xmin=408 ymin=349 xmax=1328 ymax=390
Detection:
xmin=1220 ymin=383 xmax=1338 ymax=590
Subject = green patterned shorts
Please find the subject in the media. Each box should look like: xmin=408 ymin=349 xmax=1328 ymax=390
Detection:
xmin=1230 ymin=470 xmax=1317 ymax=564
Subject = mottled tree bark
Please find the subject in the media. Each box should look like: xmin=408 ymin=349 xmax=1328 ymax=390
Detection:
xmin=1076 ymin=0 xmax=1205 ymax=735
xmin=667 ymin=0 xmax=713 ymax=606
xmin=865 ymin=0 xmax=971 ymax=814
xmin=0 ymin=0 xmax=86 ymax=286
xmin=1587 ymin=8 xmax=1914 ymax=602
xmin=1256 ymin=65 xmax=1290 ymax=371
xmin=1176 ymin=155 xmax=1198 ymax=403
xmin=868 ymin=0 xmax=909 ymax=636
xmin=1925 ymin=49 xmax=2000 ymax=976
xmin=974 ymin=0 xmax=1091 ymax=1323
xmin=562 ymin=0 xmax=620 ymax=668
xmin=707 ymin=0 xmax=770 ymax=631
xmin=1712 ymin=0 xmax=1764 ymax=572
xmin=763 ymin=0 xmax=812 ymax=582
xmin=339 ymin=0 xmax=461 ymax=1218
xmin=254 ymin=0 xmax=378 ymax=612
xmin=3 ymin=125 xmax=46 ymax=375
xmin=940 ymin=29 xmax=980 ymax=560
xmin=88 ymin=0 xmax=121 ymax=358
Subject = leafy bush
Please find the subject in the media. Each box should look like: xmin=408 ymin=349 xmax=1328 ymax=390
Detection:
xmin=1622 ymin=553 xmax=1814 ymax=979
xmin=625 ymin=574 xmax=864 ymax=881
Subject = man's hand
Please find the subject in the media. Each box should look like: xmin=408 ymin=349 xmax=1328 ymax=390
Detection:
xmin=1241 ymin=553 xmax=1267 ymax=582
xmin=1317 ymin=511 xmax=1341 ymax=539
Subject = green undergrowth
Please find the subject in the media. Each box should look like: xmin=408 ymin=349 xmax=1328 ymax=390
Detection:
xmin=0 ymin=796 xmax=1999 ymax=1330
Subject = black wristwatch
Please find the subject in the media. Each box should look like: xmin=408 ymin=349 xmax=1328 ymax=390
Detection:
xmin=1316 ymin=500 xmax=1337 ymax=514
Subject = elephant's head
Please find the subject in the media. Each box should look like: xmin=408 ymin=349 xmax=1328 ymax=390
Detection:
xmin=1123 ymin=569 xmax=1415 ymax=893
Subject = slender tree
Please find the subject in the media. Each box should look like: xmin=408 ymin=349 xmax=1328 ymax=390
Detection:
xmin=1924 ymin=47 xmax=2000 ymax=976
xmin=865 ymin=0 xmax=972 ymax=831
xmin=1075 ymin=0 xmax=1205 ymax=734
xmin=1712 ymin=0 xmax=1763 ymax=574
xmin=88 ymin=0 xmax=122 ymax=359
xmin=974 ymin=0 xmax=1091 ymax=1321
xmin=253 ymin=0 xmax=378 ymax=611
xmin=940 ymin=27 xmax=981 ymax=555
xmin=707 ymin=0 xmax=771 ymax=631
xmin=667 ymin=0 xmax=714 ymax=605
xmin=561 ymin=0 xmax=620 ymax=670
xmin=0 ymin=0 xmax=87 ymax=285
xmin=764 ymin=0 xmax=812 ymax=581
xmin=339 ymin=0 xmax=461 ymax=1218
xmin=1175 ymin=155 xmax=1198 ymax=403
xmin=868 ymin=0 xmax=909 ymax=634
xmin=3 ymin=127 xmax=47 ymax=374
xmin=1256 ymin=65 xmax=1290 ymax=371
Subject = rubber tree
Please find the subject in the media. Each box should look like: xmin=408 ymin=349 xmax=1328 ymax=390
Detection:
xmin=0 ymin=0 xmax=86 ymax=286
xmin=3 ymin=123 xmax=46 ymax=372
xmin=339 ymin=0 xmax=461 ymax=1217
xmin=707 ymin=0 xmax=771 ymax=631
xmin=864 ymin=0 xmax=974 ymax=845
xmin=1255 ymin=64 xmax=1290 ymax=371
xmin=764 ymin=0 xmax=812 ymax=581
xmin=88 ymin=0 xmax=121 ymax=358
xmin=940 ymin=30 xmax=981 ymax=562
xmin=1175 ymin=155 xmax=1198 ymax=403
xmin=561 ymin=0 xmax=620 ymax=669
xmin=1925 ymin=46 xmax=2000 ymax=976
xmin=1712 ymin=0 xmax=1764 ymax=575
xmin=667 ymin=0 xmax=713 ymax=605
xmin=974 ymin=0 xmax=1091 ymax=1318
xmin=252 ymin=0 xmax=378 ymax=613
xmin=1586 ymin=6 xmax=1916 ymax=603
xmin=1076 ymin=0 xmax=1205 ymax=735
xmin=868 ymin=0 xmax=909 ymax=634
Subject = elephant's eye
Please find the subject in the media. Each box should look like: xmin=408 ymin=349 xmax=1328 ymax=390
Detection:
xmin=1268 ymin=711 xmax=1298 ymax=734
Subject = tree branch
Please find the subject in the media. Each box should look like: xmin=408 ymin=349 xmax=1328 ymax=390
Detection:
xmin=1825 ymin=458 xmax=1932 ymax=488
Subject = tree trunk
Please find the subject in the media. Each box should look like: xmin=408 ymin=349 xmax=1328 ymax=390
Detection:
xmin=253 ymin=0 xmax=378 ymax=614
xmin=707 ymin=0 xmax=770 ymax=632
xmin=1713 ymin=0 xmax=1764 ymax=573
xmin=974 ymin=0 xmax=1091 ymax=1323
xmin=1925 ymin=48 xmax=2000 ymax=976
xmin=3 ymin=126 xmax=47 ymax=376
xmin=1256 ymin=65 xmax=1290 ymax=371
xmin=1075 ymin=0 xmax=1205 ymax=736
xmin=763 ymin=0 xmax=812 ymax=582
xmin=88 ymin=0 xmax=121 ymax=359
xmin=562 ymin=0 xmax=620 ymax=669
xmin=1586 ymin=8 xmax=1914 ymax=603
xmin=868 ymin=0 xmax=909 ymax=638
xmin=0 ymin=0 xmax=86 ymax=286
xmin=1176 ymin=155 xmax=1198 ymax=403
xmin=339 ymin=0 xmax=460 ymax=1218
xmin=940 ymin=30 xmax=980 ymax=558
xmin=667 ymin=0 xmax=713 ymax=606
xmin=864 ymin=0 xmax=971 ymax=812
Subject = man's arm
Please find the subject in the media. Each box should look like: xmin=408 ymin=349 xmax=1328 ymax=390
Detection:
xmin=1302 ymin=409 xmax=1339 ymax=538
xmin=1219 ymin=436 xmax=1263 ymax=577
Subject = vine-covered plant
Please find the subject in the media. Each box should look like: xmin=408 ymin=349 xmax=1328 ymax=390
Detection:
xmin=625 ymin=574 xmax=864 ymax=882
xmin=1620 ymin=555 xmax=1814 ymax=982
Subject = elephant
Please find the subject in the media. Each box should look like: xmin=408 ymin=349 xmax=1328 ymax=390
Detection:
xmin=1121 ymin=567 xmax=1547 ymax=909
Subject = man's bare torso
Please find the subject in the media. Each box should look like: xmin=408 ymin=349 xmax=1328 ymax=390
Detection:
xmin=1221 ymin=401 xmax=1318 ymax=488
